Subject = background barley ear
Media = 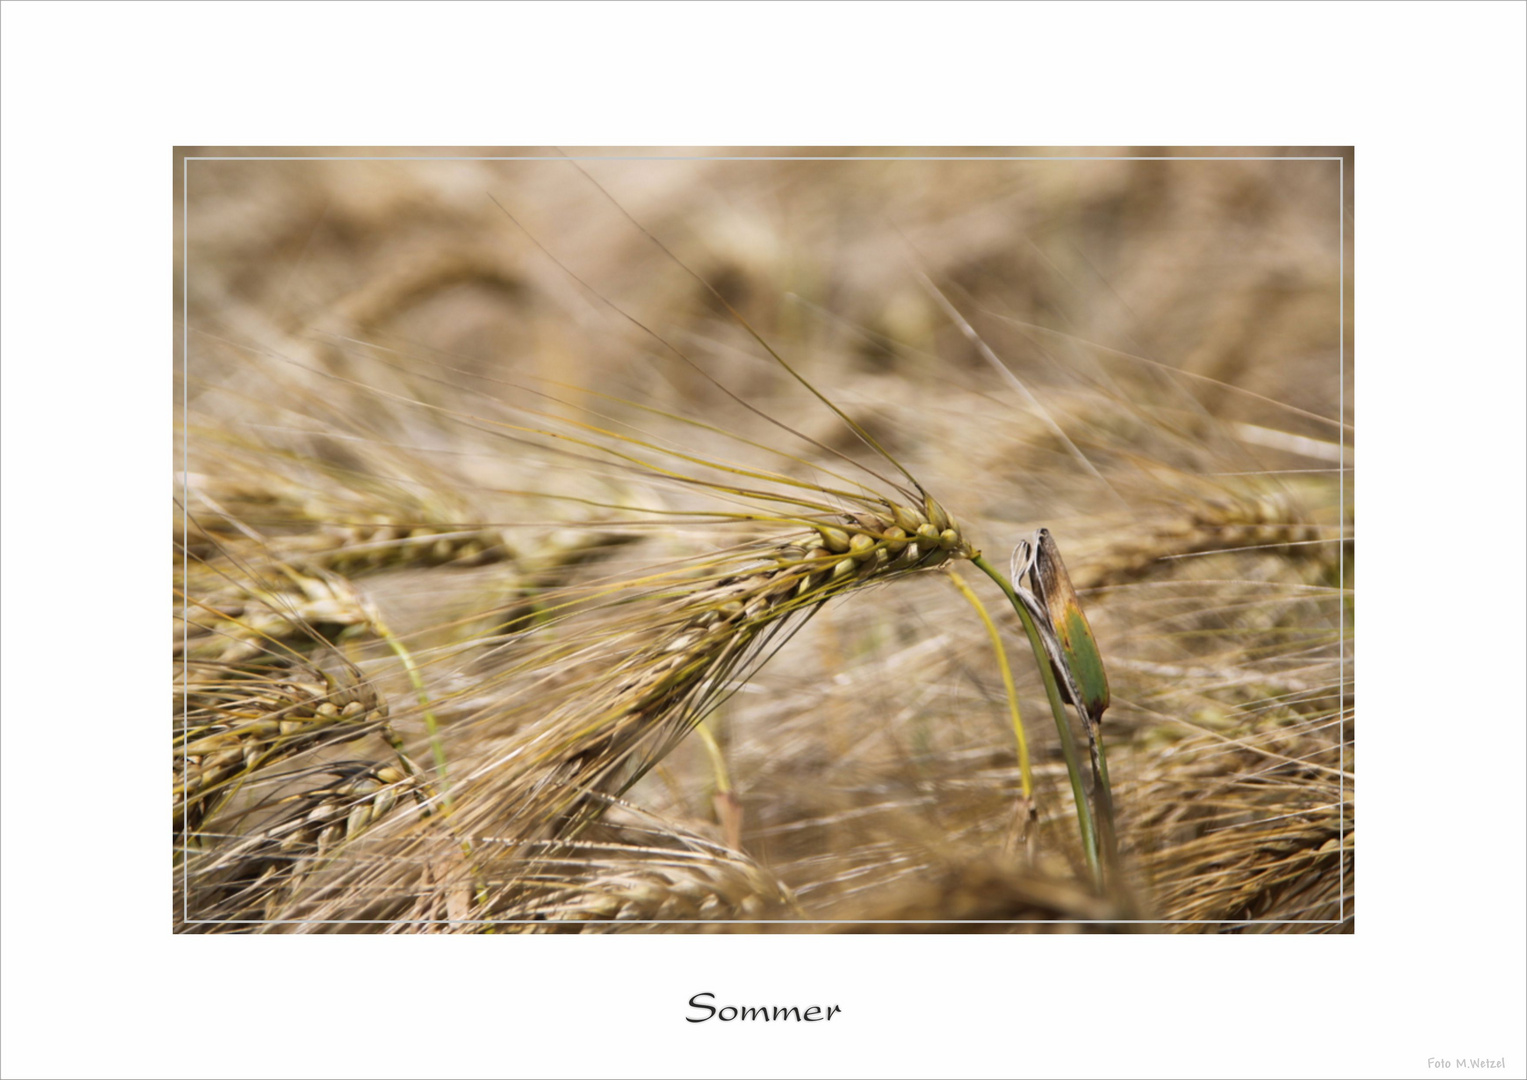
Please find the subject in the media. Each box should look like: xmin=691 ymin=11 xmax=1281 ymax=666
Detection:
xmin=175 ymin=652 xmax=398 ymax=842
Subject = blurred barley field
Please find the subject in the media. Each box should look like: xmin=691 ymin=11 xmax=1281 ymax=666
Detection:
xmin=174 ymin=147 xmax=1353 ymax=933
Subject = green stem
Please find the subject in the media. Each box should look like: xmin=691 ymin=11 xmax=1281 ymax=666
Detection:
xmin=972 ymin=553 xmax=1101 ymax=886
xmin=692 ymin=718 xmax=732 ymax=795
xmin=1087 ymin=724 xmax=1120 ymax=883
xmin=947 ymin=568 xmax=1032 ymax=801
xmin=369 ymin=613 xmax=488 ymax=908
xmin=373 ymin=618 xmax=453 ymax=808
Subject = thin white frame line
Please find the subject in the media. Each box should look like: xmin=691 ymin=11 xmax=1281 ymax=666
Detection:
xmin=173 ymin=149 xmax=1355 ymax=928
xmin=1339 ymin=155 xmax=1348 ymax=926
xmin=181 ymin=152 xmax=189 ymax=926
xmin=181 ymin=918 xmax=1346 ymax=925
xmin=186 ymin=155 xmax=1345 ymax=162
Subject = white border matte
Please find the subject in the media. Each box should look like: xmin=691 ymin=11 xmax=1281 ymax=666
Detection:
xmin=3 ymin=3 xmax=1524 ymax=1079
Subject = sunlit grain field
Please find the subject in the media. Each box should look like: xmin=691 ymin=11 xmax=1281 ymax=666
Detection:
xmin=175 ymin=147 xmax=1353 ymax=932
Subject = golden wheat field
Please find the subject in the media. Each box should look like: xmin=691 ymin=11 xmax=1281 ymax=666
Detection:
xmin=174 ymin=147 xmax=1354 ymax=933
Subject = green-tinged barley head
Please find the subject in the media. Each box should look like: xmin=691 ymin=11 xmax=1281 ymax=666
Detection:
xmin=466 ymin=495 xmax=974 ymax=850
xmin=1029 ymin=528 xmax=1110 ymax=729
